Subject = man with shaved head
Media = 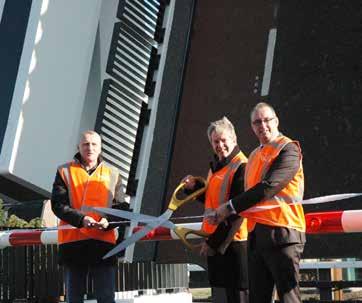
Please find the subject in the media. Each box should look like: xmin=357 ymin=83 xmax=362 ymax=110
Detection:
xmin=51 ymin=130 xmax=128 ymax=303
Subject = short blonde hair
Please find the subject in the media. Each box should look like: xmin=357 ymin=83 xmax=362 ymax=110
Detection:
xmin=207 ymin=116 xmax=237 ymax=143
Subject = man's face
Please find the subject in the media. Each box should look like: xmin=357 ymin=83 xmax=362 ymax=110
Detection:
xmin=251 ymin=106 xmax=279 ymax=145
xmin=210 ymin=130 xmax=236 ymax=160
xmin=78 ymin=133 xmax=101 ymax=165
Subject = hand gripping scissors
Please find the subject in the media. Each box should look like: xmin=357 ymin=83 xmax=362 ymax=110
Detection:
xmin=85 ymin=177 xmax=209 ymax=259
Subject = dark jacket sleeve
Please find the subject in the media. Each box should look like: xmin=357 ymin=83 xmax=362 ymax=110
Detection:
xmin=51 ymin=170 xmax=85 ymax=228
xmin=206 ymin=163 xmax=246 ymax=249
xmin=231 ymin=142 xmax=301 ymax=214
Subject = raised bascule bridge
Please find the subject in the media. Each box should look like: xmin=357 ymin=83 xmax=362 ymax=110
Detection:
xmin=0 ymin=0 xmax=361 ymax=302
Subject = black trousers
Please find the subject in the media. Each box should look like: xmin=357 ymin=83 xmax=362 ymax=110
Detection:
xmin=208 ymin=241 xmax=248 ymax=289
xmin=212 ymin=287 xmax=249 ymax=303
xmin=248 ymin=243 xmax=304 ymax=303
xmin=208 ymin=241 xmax=249 ymax=303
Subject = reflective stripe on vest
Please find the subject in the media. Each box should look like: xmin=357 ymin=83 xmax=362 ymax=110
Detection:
xmin=203 ymin=151 xmax=249 ymax=241
xmin=243 ymin=136 xmax=305 ymax=232
xmin=57 ymin=161 xmax=118 ymax=244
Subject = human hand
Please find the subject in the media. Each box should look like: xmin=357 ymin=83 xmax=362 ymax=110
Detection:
xmin=82 ymin=216 xmax=109 ymax=230
xmin=181 ymin=175 xmax=196 ymax=190
xmin=82 ymin=215 xmax=97 ymax=228
xmin=199 ymin=241 xmax=215 ymax=257
xmin=89 ymin=218 xmax=109 ymax=230
xmin=97 ymin=217 xmax=109 ymax=230
xmin=206 ymin=204 xmax=231 ymax=225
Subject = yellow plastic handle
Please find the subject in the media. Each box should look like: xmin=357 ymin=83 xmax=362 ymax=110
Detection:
xmin=174 ymin=227 xmax=209 ymax=250
xmin=168 ymin=176 xmax=207 ymax=211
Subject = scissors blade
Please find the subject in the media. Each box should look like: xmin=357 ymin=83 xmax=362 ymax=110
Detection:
xmin=103 ymin=223 xmax=157 ymax=259
xmin=103 ymin=209 xmax=175 ymax=259
xmin=83 ymin=206 xmax=174 ymax=229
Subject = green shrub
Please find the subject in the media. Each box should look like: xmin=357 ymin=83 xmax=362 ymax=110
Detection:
xmin=0 ymin=199 xmax=44 ymax=228
xmin=0 ymin=199 xmax=6 ymax=226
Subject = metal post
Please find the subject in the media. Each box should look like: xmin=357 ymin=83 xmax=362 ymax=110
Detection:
xmin=318 ymin=268 xmax=332 ymax=301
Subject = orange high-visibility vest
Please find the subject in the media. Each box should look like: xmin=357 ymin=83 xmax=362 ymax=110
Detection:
xmin=243 ymin=135 xmax=305 ymax=232
xmin=57 ymin=161 xmax=119 ymax=244
xmin=202 ymin=151 xmax=248 ymax=241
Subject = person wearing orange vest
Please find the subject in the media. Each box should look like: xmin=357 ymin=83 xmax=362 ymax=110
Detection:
xmin=183 ymin=117 xmax=249 ymax=303
xmin=51 ymin=131 xmax=129 ymax=303
xmin=212 ymin=103 xmax=306 ymax=303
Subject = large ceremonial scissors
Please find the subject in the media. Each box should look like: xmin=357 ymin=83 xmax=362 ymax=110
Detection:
xmin=85 ymin=177 xmax=208 ymax=259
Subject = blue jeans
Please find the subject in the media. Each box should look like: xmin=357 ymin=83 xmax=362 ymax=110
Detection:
xmin=64 ymin=264 xmax=116 ymax=303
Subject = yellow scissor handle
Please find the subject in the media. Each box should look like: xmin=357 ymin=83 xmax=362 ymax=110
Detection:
xmin=168 ymin=176 xmax=207 ymax=211
xmin=174 ymin=227 xmax=209 ymax=250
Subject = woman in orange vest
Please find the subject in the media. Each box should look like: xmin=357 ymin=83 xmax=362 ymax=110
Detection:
xmin=212 ymin=103 xmax=306 ymax=303
xmin=183 ymin=117 xmax=249 ymax=303
xmin=51 ymin=131 xmax=129 ymax=303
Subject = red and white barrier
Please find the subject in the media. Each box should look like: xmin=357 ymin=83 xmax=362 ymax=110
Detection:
xmin=305 ymin=210 xmax=362 ymax=234
xmin=136 ymin=211 xmax=362 ymax=240
xmin=2 ymin=211 xmax=362 ymax=248
xmin=132 ymin=222 xmax=202 ymax=241
xmin=0 ymin=229 xmax=57 ymax=248
xmin=0 ymin=223 xmax=200 ymax=249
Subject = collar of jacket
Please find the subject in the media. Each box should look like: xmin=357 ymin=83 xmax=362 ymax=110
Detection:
xmin=210 ymin=145 xmax=241 ymax=173
xmin=260 ymin=132 xmax=283 ymax=149
xmin=73 ymin=152 xmax=104 ymax=174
